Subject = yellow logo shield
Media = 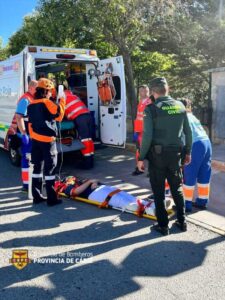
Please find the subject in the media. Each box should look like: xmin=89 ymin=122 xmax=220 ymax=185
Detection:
xmin=10 ymin=249 xmax=31 ymax=270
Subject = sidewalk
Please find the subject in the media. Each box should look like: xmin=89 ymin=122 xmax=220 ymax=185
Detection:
xmin=126 ymin=140 xmax=225 ymax=235
xmin=212 ymin=143 xmax=225 ymax=172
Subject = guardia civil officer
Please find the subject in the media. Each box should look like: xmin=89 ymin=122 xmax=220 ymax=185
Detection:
xmin=137 ymin=78 xmax=192 ymax=235
xmin=27 ymin=78 xmax=65 ymax=206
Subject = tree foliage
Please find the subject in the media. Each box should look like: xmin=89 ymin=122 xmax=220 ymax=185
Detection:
xmin=5 ymin=0 xmax=225 ymax=125
xmin=0 ymin=38 xmax=9 ymax=61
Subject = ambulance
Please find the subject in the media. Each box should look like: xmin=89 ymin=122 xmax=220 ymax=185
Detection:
xmin=0 ymin=46 xmax=126 ymax=165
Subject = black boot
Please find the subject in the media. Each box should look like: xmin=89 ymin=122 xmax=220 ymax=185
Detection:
xmin=151 ymin=224 xmax=169 ymax=236
xmin=45 ymin=179 xmax=62 ymax=206
xmin=174 ymin=220 xmax=187 ymax=232
xmin=32 ymin=178 xmax=45 ymax=204
xmin=33 ymin=196 xmax=47 ymax=205
xmin=132 ymin=167 xmax=144 ymax=176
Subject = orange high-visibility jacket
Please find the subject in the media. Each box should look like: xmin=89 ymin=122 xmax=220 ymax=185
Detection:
xmin=65 ymin=90 xmax=89 ymax=120
xmin=18 ymin=92 xmax=33 ymax=105
xmin=28 ymin=98 xmax=65 ymax=143
xmin=134 ymin=98 xmax=152 ymax=133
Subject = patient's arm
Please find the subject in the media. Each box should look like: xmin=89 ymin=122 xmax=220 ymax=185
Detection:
xmin=71 ymin=180 xmax=93 ymax=196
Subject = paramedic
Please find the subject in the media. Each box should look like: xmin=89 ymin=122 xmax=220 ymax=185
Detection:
xmin=64 ymin=85 xmax=94 ymax=169
xmin=27 ymin=78 xmax=65 ymax=206
xmin=137 ymin=77 xmax=192 ymax=235
xmin=132 ymin=85 xmax=152 ymax=175
xmin=15 ymin=80 xmax=37 ymax=191
xmin=181 ymin=99 xmax=212 ymax=212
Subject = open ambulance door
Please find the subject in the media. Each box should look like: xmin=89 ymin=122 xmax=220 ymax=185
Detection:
xmin=98 ymin=56 xmax=126 ymax=147
xmin=25 ymin=52 xmax=36 ymax=88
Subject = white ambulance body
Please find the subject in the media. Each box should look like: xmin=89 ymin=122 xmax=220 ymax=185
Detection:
xmin=0 ymin=46 xmax=126 ymax=165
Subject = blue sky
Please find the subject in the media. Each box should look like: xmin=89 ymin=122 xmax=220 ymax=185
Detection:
xmin=0 ymin=0 xmax=38 ymax=46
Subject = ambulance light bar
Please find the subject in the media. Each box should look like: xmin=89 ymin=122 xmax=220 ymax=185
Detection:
xmin=40 ymin=48 xmax=86 ymax=54
xmin=56 ymin=54 xmax=76 ymax=59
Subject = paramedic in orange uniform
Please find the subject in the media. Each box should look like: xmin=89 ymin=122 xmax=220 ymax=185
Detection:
xmin=27 ymin=78 xmax=65 ymax=206
xmin=132 ymin=85 xmax=152 ymax=175
xmin=64 ymin=86 xmax=94 ymax=169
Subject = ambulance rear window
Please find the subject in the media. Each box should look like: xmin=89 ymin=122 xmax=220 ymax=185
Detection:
xmin=112 ymin=76 xmax=121 ymax=102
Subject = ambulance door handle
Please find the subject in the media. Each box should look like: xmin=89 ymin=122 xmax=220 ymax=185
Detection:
xmin=108 ymin=107 xmax=114 ymax=114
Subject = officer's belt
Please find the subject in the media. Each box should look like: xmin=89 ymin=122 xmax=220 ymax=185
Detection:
xmin=163 ymin=146 xmax=182 ymax=152
xmin=152 ymin=145 xmax=182 ymax=153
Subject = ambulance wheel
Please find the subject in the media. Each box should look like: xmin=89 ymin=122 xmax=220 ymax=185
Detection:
xmin=9 ymin=145 xmax=21 ymax=167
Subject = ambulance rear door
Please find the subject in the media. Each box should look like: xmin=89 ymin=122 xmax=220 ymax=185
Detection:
xmin=98 ymin=56 xmax=126 ymax=147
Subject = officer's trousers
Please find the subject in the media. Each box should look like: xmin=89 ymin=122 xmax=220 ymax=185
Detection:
xmin=31 ymin=140 xmax=58 ymax=203
xmin=148 ymin=149 xmax=185 ymax=227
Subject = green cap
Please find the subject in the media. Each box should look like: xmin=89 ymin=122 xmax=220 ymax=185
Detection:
xmin=149 ymin=77 xmax=168 ymax=89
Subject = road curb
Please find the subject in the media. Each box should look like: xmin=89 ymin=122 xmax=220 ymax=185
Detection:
xmin=126 ymin=143 xmax=225 ymax=173
xmin=187 ymin=216 xmax=225 ymax=236
xmin=212 ymin=160 xmax=225 ymax=172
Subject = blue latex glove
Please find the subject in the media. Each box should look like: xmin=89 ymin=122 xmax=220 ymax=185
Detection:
xmin=22 ymin=134 xmax=29 ymax=145
xmin=133 ymin=132 xmax=139 ymax=142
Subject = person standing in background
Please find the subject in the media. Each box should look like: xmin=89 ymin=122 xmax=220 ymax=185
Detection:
xmin=132 ymin=85 xmax=152 ymax=175
xmin=64 ymin=83 xmax=94 ymax=169
xmin=181 ymin=99 xmax=212 ymax=212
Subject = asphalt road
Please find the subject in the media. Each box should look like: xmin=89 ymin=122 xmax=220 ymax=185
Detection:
xmin=0 ymin=147 xmax=225 ymax=300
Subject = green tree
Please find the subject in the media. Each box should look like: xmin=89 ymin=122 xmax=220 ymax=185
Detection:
xmin=0 ymin=37 xmax=9 ymax=61
xmin=8 ymin=0 xmax=225 ymax=127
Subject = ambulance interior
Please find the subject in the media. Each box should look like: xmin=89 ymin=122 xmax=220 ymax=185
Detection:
xmin=34 ymin=59 xmax=123 ymax=149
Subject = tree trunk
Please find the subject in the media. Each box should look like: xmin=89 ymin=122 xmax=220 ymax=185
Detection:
xmin=122 ymin=50 xmax=137 ymax=125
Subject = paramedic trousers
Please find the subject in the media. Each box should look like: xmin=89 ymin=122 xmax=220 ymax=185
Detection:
xmin=31 ymin=140 xmax=58 ymax=203
xmin=183 ymin=139 xmax=212 ymax=204
xmin=135 ymin=132 xmax=143 ymax=163
xmin=73 ymin=113 xmax=94 ymax=169
xmin=148 ymin=148 xmax=185 ymax=227
xmin=21 ymin=139 xmax=32 ymax=190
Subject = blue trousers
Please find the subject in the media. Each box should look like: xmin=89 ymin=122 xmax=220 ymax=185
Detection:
xmin=184 ymin=139 xmax=212 ymax=186
xmin=21 ymin=140 xmax=32 ymax=189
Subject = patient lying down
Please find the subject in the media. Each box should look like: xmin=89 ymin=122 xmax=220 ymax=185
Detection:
xmin=55 ymin=176 xmax=171 ymax=217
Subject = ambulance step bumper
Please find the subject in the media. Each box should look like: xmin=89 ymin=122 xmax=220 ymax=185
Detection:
xmin=56 ymin=139 xmax=84 ymax=153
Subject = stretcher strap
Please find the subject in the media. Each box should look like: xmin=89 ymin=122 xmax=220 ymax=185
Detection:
xmin=136 ymin=199 xmax=145 ymax=217
xmin=99 ymin=189 xmax=121 ymax=208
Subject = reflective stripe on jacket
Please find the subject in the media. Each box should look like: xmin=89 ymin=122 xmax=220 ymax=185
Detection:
xmin=65 ymin=90 xmax=89 ymax=120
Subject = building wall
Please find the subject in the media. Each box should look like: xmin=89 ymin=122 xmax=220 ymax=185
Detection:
xmin=211 ymin=71 xmax=225 ymax=143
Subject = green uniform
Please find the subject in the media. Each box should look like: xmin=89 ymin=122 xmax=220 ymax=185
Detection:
xmin=139 ymin=96 xmax=192 ymax=227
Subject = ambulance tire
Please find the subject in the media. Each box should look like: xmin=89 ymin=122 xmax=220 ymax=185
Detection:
xmin=9 ymin=144 xmax=21 ymax=167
